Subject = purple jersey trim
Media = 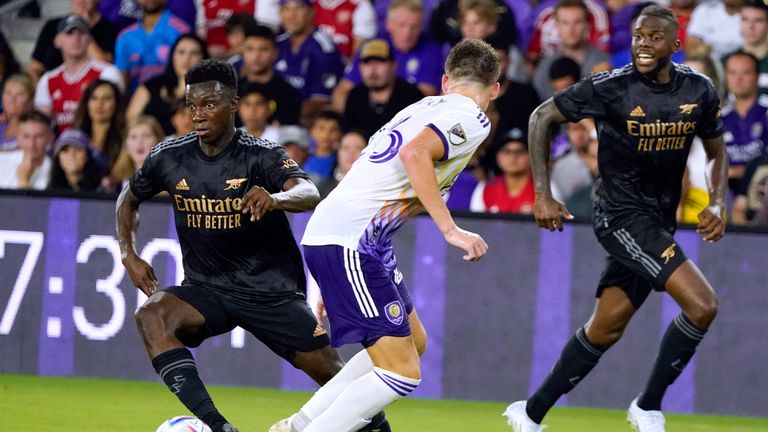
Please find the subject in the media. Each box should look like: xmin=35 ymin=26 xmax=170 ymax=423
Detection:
xmin=427 ymin=123 xmax=449 ymax=161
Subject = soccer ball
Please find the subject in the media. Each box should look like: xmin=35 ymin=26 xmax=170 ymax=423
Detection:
xmin=155 ymin=416 xmax=212 ymax=432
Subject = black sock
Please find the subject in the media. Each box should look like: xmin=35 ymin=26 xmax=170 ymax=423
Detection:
xmin=152 ymin=348 xmax=228 ymax=431
xmin=637 ymin=313 xmax=705 ymax=411
xmin=526 ymin=327 xmax=608 ymax=424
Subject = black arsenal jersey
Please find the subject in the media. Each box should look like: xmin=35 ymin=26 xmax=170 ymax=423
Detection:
xmin=130 ymin=130 xmax=309 ymax=301
xmin=554 ymin=63 xmax=723 ymax=233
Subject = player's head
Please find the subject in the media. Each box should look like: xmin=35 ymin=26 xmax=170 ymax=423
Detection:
xmin=442 ymin=39 xmax=501 ymax=108
xmin=185 ymin=60 xmax=240 ymax=144
xmin=632 ymin=5 xmax=680 ymax=75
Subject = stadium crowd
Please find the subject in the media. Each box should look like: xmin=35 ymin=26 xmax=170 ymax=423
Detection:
xmin=0 ymin=0 xmax=766 ymax=225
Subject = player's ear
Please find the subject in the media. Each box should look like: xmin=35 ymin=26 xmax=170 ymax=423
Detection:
xmin=490 ymin=81 xmax=501 ymax=101
xmin=441 ymin=74 xmax=449 ymax=94
xmin=672 ymin=38 xmax=681 ymax=53
xmin=230 ymin=96 xmax=240 ymax=113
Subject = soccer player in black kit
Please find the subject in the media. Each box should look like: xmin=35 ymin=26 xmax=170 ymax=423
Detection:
xmin=116 ymin=60 xmax=390 ymax=432
xmin=503 ymin=6 xmax=728 ymax=432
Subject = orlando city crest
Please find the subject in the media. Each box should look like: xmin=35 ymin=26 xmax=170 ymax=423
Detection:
xmin=448 ymin=123 xmax=467 ymax=146
xmin=384 ymin=301 xmax=404 ymax=325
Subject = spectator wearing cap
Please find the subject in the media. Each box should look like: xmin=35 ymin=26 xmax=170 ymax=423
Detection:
xmin=470 ymin=136 xmax=536 ymax=214
xmin=239 ymin=84 xmax=280 ymax=143
xmin=114 ymin=0 xmax=191 ymax=93
xmin=275 ymin=0 xmax=344 ymax=124
xmin=278 ymin=125 xmax=311 ymax=166
xmin=313 ymin=0 xmax=377 ymax=59
xmin=332 ymin=0 xmax=444 ymax=111
xmin=0 ymin=111 xmax=54 ymax=190
xmin=343 ymin=39 xmax=423 ymax=138
xmin=531 ymin=0 xmax=611 ymax=100
xmin=34 ymin=15 xmax=124 ymax=135
xmin=47 ymin=128 xmax=105 ymax=192
xmin=239 ymin=24 xmax=302 ymax=126
xmin=28 ymin=0 xmax=121 ymax=84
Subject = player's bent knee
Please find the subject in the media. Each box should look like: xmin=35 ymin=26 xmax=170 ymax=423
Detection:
xmin=134 ymin=298 xmax=174 ymax=338
xmin=687 ymin=295 xmax=719 ymax=330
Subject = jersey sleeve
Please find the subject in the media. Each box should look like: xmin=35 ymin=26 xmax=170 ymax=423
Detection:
xmin=33 ymin=74 xmax=52 ymax=111
xmin=696 ymin=79 xmax=724 ymax=139
xmin=426 ymin=102 xmax=490 ymax=162
xmin=260 ymin=145 xmax=311 ymax=193
xmin=553 ymin=76 xmax=607 ymax=122
xmin=129 ymin=150 xmax=166 ymax=200
xmin=114 ymin=34 xmax=131 ymax=72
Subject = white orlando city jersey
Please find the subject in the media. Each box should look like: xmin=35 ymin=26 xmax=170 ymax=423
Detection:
xmin=302 ymin=93 xmax=491 ymax=255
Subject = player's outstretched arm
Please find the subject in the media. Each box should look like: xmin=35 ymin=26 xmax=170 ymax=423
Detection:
xmin=698 ymin=136 xmax=728 ymax=242
xmin=116 ymin=186 xmax=159 ymax=295
xmin=241 ymin=177 xmax=321 ymax=222
xmin=529 ymin=97 xmax=574 ymax=232
xmin=399 ymin=127 xmax=488 ymax=261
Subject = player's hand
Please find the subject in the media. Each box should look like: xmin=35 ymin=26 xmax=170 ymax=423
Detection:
xmin=241 ymin=186 xmax=277 ymax=222
xmin=534 ymin=195 xmax=574 ymax=232
xmin=444 ymin=226 xmax=488 ymax=261
xmin=697 ymin=204 xmax=725 ymax=242
xmin=122 ymin=253 xmax=159 ymax=296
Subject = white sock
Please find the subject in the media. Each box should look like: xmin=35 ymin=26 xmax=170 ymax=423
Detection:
xmin=292 ymin=350 xmax=374 ymax=431
xmin=303 ymin=367 xmax=421 ymax=432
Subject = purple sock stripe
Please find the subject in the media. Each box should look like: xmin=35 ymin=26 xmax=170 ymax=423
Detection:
xmin=38 ymin=199 xmax=79 ymax=376
xmin=529 ymin=227 xmax=574 ymax=405
xmin=374 ymin=371 xmax=409 ymax=397
xmin=661 ymin=230 xmax=699 ymax=413
xmin=377 ymin=370 xmax=418 ymax=390
xmin=378 ymin=374 xmax=417 ymax=395
xmin=409 ymin=217 xmax=447 ymax=398
xmin=279 ymin=212 xmax=318 ymax=391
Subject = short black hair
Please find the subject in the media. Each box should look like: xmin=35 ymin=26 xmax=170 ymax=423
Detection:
xmin=225 ymin=12 xmax=258 ymax=35
xmin=724 ymin=49 xmax=760 ymax=74
xmin=185 ymin=59 xmax=238 ymax=93
xmin=19 ymin=110 xmax=53 ymax=128
xmin=243 ymin=23 xmax=276 ymax=44
xmin=314 ymin=110 xmax=343 ymax=126
xmin=549 ymin=56 xmax=581 ymax=82
xmin=638 ymin=4 xmax=679 ymax=34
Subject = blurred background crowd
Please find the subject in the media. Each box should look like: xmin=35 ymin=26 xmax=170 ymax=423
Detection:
xmin=0 ymin=0 xmax=766 ymax=226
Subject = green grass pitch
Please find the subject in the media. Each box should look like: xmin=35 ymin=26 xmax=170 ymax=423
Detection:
xmin=1 ymin=374 xmax=766 ymax=431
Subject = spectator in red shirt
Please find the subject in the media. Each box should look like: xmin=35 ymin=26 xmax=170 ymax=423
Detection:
xmin=471 ymin=136 xmax=535 ymax=214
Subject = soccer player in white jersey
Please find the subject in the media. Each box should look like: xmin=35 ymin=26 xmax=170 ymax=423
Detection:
xmin=269 ymin=38 xmax=501 ymax=432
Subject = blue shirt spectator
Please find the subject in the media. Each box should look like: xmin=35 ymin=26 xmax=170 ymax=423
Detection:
xmin=115 ymin=9 xmax=190 ymax=92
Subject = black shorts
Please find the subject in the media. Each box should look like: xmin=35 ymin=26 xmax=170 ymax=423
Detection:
xmin=163 ymin=284 xmax=330 ymax=364
xmin=596 ymin=219 xmax=688 ymax=309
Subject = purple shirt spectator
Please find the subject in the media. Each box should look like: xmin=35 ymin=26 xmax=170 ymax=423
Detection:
xmin=0 ymin=123 xmax=17 ymax=151
xmin=722 ymin=95 xmax=768 ymax=167
xmin=344 ymin=33 xmax=443 ymax=91
xmin=99 ymin=0 xmax=197 ymax=30
xmin=446 ymin=169 xmax=480 ymax=210
xmin=275 ymin=30 xmax=344 ymax=101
